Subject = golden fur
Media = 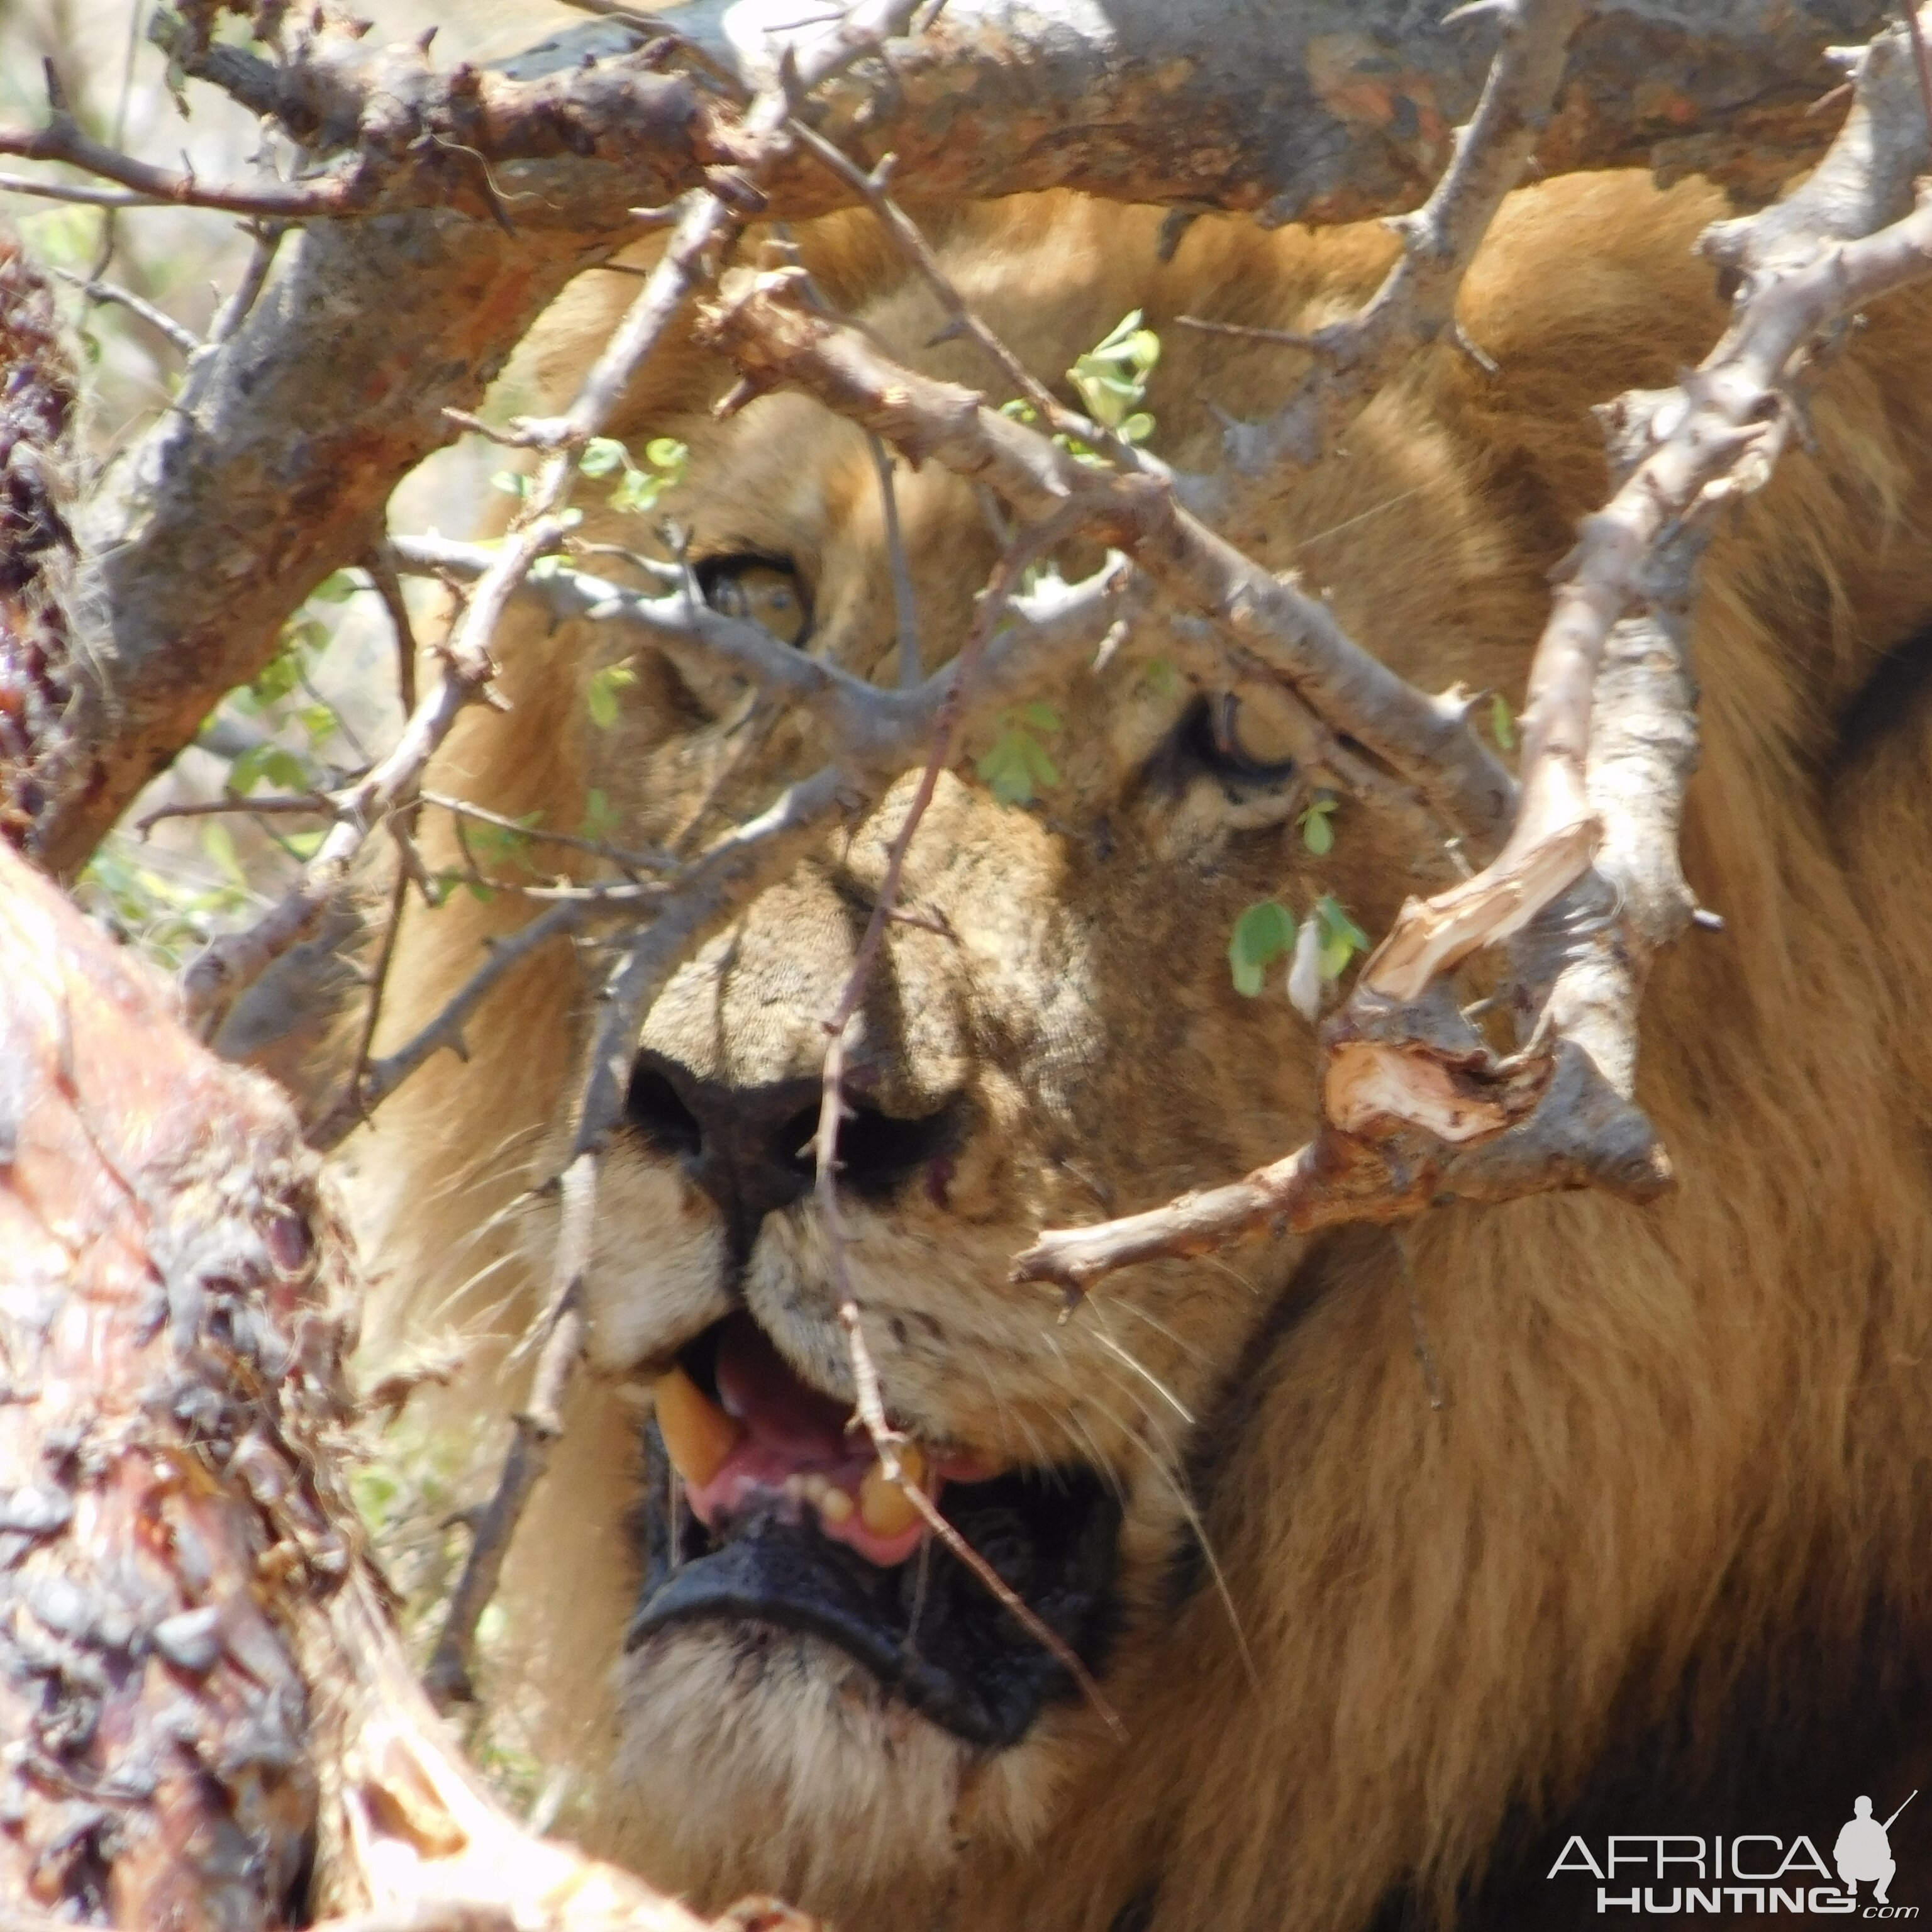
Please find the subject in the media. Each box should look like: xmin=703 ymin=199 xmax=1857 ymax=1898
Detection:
xmin=358 ymin=172 xmax=1932 ymax=1931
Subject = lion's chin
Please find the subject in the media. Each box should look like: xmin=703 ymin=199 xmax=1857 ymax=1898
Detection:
xmin=609 ymin=1622 xmax=1069 ymax=1914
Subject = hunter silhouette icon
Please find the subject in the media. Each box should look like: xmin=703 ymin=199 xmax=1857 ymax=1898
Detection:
xmin=1836 ymin=1791 xmax=1916 ymax=1903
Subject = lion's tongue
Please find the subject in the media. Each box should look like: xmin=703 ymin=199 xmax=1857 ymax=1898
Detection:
xmin=662 ymin=1314 xmax=933 ymax=1567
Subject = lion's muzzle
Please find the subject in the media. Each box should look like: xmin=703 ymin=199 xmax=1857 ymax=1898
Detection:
xmin=627 ymin=1312 xmax=1123 ymax=1748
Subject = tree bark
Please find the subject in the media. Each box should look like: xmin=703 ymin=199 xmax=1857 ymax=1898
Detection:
xmin=43 ymin=0 xmax=1887 ymax=872
xmin=0 ymin=836 xmax=772 ymax=1929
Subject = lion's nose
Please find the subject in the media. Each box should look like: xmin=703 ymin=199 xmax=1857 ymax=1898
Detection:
xmin=624 ymin=1049 xmax=963 ymax=1259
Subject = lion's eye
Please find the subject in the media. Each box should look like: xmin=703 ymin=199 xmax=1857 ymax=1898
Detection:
xmin=1177 ymin=693 xmax=1301 ymax=786
xmin=696 ymin=555 xmax=811 ymax=647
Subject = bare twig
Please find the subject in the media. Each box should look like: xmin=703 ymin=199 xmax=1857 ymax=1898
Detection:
xmin=787 ymin=122 xmax=1143 ymax=467
xmin=1904 ymin=1 xmax=1932 ymax=138
xmin=1201 ymin=0 xmax=1587 ymax=486
xmin=331 ymin=865 xmax=409 ymax=1150
xmin=50 ymin=267 xmax=199 ymax=353
xmin=0 ymin=89 xmax=369 ymax=220
xmin=136 ymin=791 xmax=333 ymax=830
xmin=367 ymin=544 xmax=420 ymax=716
xmin=868 ymin=434 xmax=922 ymax=686
xmin=420 ymin=790 xmax=677 ymax=875
xmin=178 ymin=512 xmax=570 ymax=1038
xmin=308 ymin=901 xmax=586 ymax=1150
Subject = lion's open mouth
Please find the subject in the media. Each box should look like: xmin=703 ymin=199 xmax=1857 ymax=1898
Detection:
xmin=626 ymin=1313 xmax=1121 ymax=1748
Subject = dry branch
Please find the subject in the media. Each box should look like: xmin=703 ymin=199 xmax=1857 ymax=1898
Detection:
xmin=31 ymin=0 xmax=1895 ymax=872
xmin=1201 ymin=0 xmax=1587 ymax=487
xmin=697 ymin=266 xmax=1518 ymax=850
xmin=1016 ymin=13 xmax=1932 ymax=1296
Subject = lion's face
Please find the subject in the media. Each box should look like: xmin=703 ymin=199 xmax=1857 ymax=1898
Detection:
xmin=374 ymin=171 xmax=1932 ymax=1932
xmin=553 ymin=202 xmax=1544 ymax=1910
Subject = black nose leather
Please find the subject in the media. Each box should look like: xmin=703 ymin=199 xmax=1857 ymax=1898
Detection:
xmin=624 ymin=1049 xmax=962 ymax=1260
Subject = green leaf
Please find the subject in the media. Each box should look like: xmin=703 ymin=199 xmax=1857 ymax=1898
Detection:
xmin=490 ymin=469 xmax=530 ymax=499
xmin=1314 ymin=894 xmax=1370 ymax=981
xmin=644 ymin=437 xmax=689 ymax=475
xmin=282 ymin=830 xmax=325 ymax=860
xmin=609 ymin=469 xmax=663 ymax=514
xmin=1118 ymin=412 xmax=1156 ymax=445
xmin=977 ymin=731 xmax=1038 ymax=806
xmin=251 ymin=652 xmax=302 ymax=704
xmin=1021 ymin=735 xmax=1062 ymax=789
xmin=1018 ymin=700 xmax=1062 ymax=734
xmin=580 ymin=436 xmax=628 ymax=478
xmin=1300 ymin=797 xmax=1337 ymax=857
xmin=1490 ymin=692 xmax=1516 ymax=752
xmin=309 ymin=570 xmax=358 ymax=603
xmin=297 ymin=703 xmax=338 ymax=748
xmin=1229 ymin=899 xmax=1296 ymax=998
xmin=586 ymin=662 xmax=638 ymax=730
xmin=1140 ymin=657 xmax=1180 ymax=699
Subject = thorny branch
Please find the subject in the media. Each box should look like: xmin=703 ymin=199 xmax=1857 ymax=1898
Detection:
xmin=1014 ymin=9 xmax=1932 ymax=1294
xmin=697 ymin=266 xmax=1518 ymax=849
xmin=1194 ymin=0 xmax=1587 ymax=492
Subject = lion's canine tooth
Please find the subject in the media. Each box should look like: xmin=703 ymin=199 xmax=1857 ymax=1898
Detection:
xmin=653 ymin=1364 xmax=742 ymax=1488
xmin=858 ymin=1443 xmax=926 ymax=1540
xmin=818 ymin=1485 xmax=854 ymax=1524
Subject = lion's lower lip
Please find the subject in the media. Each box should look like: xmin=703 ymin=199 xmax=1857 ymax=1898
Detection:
xmin=628 ymin=1432 xmax=1122 ymax=1750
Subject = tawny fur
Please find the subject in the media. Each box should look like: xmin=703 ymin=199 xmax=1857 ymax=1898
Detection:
xmin=355 ymin=174 xmax=1932 ymax=1932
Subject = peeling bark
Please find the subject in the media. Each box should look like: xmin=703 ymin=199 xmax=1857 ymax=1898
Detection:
xmin=0 ymin=840 xmax=789 ymax=1928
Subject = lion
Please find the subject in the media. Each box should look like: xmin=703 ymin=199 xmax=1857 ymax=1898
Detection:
xmin=355 ymin=170 xmax=1932 ymax=1931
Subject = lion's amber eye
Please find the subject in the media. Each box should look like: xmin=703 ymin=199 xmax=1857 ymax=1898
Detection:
xmin=696 ymin=555 xmax=811 ymax=647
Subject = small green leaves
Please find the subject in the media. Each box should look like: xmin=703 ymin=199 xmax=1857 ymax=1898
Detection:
xmin=1230 ymin=899 xmax=1296 ymax=998
xmin=1228 ymin=894 xmax=1369 ymax=1001
xmin=586 ymin=660 xmax=638 ymax=729
xmin=1489 ymin=692 xmax=1516 ymax=752
xmin=1001 ymin=316 xmax=1162 ymax=463
xmin=579 ymin=437 xmax=628 ymax=479
xmin=1140 ymin=657 xmax=1180 ymax=700
xmin=1069 ymin=310 xmax=1161 ymax=447
xmin=467 ymin=810 xmax=543 ymax=869
xmin=228 ymin=743 xmax=310 ymax=796
xmin=977 ymin=702 xmax=1063 ymax=806
xmin=201 ymin=821 xmax=245 ymax=887
xmin=1314 ymin=894 xmax=1370 ymax=980
xmin=491 ymin=469 xmax=530 ymax=501
xmin=608 ymin=436 xmax=688 ymax=515
xmin=1299 ymin=795 xmax=1338 ymax=856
